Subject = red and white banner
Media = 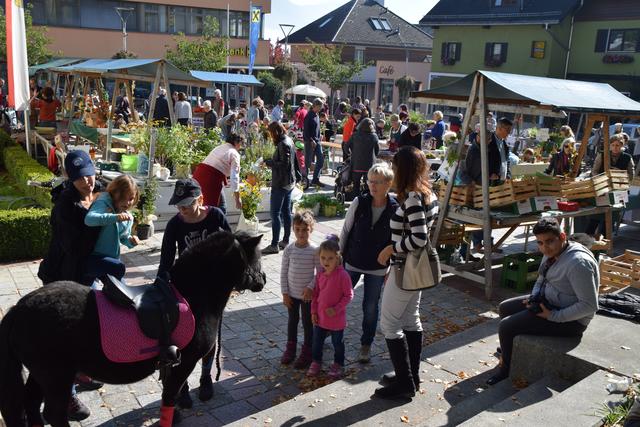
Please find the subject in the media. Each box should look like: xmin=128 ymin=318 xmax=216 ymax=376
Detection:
xmin=5 ymin=0 xmax=30 ymax=111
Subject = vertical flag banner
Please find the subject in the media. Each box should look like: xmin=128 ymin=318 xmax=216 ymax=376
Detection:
xmin=5 ymin=0 xmax=30 ymax=111
xmin=248 ymin=5 xmax=262 ymax=74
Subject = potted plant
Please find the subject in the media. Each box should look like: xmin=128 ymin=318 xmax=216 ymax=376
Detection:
xmin=237 ymin=180 xmax=263 ymax=234
xmin=135 ymin=178 xmax=158 ymax=240
xmin=321 ymin=197 xmax=341 ymax=217
xmin=296 ymin=193 xmax=326 ymax=216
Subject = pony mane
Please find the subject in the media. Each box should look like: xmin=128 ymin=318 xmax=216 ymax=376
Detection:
xmin=170 ymin=230 xmax=241 ymax=299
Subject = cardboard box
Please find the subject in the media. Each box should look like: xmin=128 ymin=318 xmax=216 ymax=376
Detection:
xmin=596 ymin=190 xmax=629 ymax=207
xmin=532 ymin=196 xmax=559 ymax=212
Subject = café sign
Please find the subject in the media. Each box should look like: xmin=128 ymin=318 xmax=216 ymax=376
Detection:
xmin=379 ymin=65 xmax=395 ymax=76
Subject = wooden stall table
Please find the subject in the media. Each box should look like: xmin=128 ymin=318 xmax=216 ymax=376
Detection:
xmin=321 ymin=140 xmax=342 ymax=174
xmin=511 ymin=162 xmax=548 ymax=176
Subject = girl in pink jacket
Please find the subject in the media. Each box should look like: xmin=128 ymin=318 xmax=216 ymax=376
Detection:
xmin=308 ymin=236 xmax=354 ymax=379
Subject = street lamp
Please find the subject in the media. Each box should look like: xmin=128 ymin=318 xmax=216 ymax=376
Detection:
xmin=114 ymin=7 xmax=135 ymax=53
xmin=279 ymin=24 xmax=295 ymax=60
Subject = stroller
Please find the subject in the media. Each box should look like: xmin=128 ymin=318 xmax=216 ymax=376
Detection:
xmin=333 ymin=158 xmax=369 ymax=203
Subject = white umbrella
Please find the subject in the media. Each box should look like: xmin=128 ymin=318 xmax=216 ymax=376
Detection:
xmin=285 ymin=84 xmax=327 ymax=98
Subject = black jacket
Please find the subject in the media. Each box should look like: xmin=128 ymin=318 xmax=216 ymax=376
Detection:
xmin=545 ymin=152 xmax=571 ymax=176
xmin=265 ymin=135 xmax=299 ymax=190
xmin=153 ymin=95 xmax=171 ymax=123
xmin=344 ymin=194 xmax=399 ymax=271
xmin=303 ymin=110 xmax=320 ymax=143
xmin=38 ymin=182 xmax=102 ymax=284
xmin=203 ymin=110 xmax=218 ymax=129
xmin=398 ymin=128 xmax=422 ymax=150
xmin=346 ymin=130 xmax=380 ymax=172
xmin=465 ymin=133 xmax=511 ymax=184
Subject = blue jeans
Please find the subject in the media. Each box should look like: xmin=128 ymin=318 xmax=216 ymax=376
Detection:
xmin=347 ymin=270 xmax=385 ymax=346
xmin=312 ymin=326 xmax=345 ymax=366
xmin=270 ymin=187 xmax=292 ymax=246
xmin=304 ymin=140 xmax=324 ymax=182
xmin=218 ymin=190 xmax=227 ymax=214
xmin=85 ymin=254 xmax=126 ymax=284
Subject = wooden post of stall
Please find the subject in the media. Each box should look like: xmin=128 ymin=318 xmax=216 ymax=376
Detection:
xmin=124 ymin=80 xmax=138 ymax=123
xmin=478 ymin=75 xmax=494 ymax=300
xmin=603 ymin=116 xmax=611 ymax=174
xmin=67 ymin=74 xmax=80 ymax=119
xmin=162 ymin=62 xmax=176 ymax=126
xmin=147 ymin=64 xmax=163 ymax=124
xmin=571 ymin=114 xmax=599 ymax=177
xmin=432 ymin=73 xmax=480 ymax=244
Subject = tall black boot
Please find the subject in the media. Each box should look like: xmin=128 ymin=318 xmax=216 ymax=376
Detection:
xmin=405 ymin=330 xmax=423 ymax=391
xmin=379 ymin=330 xmax=422 ymax=391
xmin=374 ymin=338 xmax=415 ymax=399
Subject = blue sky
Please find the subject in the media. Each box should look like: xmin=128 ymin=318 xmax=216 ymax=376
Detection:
xmin=263 ymin=0 xmax=439 ymax=44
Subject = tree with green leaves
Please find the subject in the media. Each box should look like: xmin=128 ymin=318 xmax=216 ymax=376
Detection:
xmin=165 ymin=16 xmax=227 ymax=72
xmin=0 ymin=5 xmax=55 ymax=66
xmin=299 ymin=42 xmax=367 ymax=105
xmin=256 ymin=71 xmax=283 ymax=106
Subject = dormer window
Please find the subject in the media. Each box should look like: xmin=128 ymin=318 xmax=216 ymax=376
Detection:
xmin=370 ymin=17 xmax=392 ymax=31
xmin=494 ymin=0 xmax=516 ymax=6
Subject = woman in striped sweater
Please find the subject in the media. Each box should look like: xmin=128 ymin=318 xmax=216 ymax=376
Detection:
xmin=375 ymin=146 xmax=439 ymax=400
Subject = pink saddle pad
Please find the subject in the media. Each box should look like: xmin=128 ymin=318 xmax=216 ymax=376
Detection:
xmin=94 ymin=286 xmax=195 ymax=363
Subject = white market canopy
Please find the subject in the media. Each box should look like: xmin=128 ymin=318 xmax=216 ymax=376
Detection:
xmin=285 ymin=84 xmax=327 ymax=98
xmin=411 ymin=70 xmax=640 ymax=116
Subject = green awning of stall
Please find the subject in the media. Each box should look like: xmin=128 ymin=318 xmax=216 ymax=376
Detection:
xmin=29 ymin=58 xmax=84 ymax=76
xmin=411 ymin=70 xmax=640 ymax=115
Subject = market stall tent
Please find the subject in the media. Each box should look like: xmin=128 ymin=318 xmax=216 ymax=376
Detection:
xmin=411 ymin=70 xmax=640 ymax=298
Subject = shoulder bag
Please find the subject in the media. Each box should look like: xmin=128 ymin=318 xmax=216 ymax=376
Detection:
xmin=394 ymin=196 xmax=441 ymax=291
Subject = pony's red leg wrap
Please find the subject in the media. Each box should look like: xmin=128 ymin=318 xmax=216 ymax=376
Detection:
xmin=159 ymin=405 xmax=175 ymax=427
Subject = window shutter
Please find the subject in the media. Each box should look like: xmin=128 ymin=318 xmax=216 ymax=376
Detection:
xmin=484 ymin=43 xmax=493 ymax=62
xmin=500 ymin=43 xmax=508 ymax=62
xmin=441 ymin=42 xmax=447 ymax=59
xmin=455 ymin=42 xmax=462 ymax=60
xmin=594 ymin=29 xmax=608 ymax=52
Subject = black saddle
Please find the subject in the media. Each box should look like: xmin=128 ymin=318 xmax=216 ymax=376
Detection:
xmin=101 ymin=274 xmax=181 ymax=367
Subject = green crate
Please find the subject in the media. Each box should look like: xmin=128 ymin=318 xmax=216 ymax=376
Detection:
xmin=500 ymin=252 xmax=543 ymax=292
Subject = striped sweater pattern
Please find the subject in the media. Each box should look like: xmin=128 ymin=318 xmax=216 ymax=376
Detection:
xmin=390 ymin=191 xmax=439 ymax=264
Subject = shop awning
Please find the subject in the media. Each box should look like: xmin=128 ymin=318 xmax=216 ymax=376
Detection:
xmin=51 ymin=59 xmax=205 ymax=86
xmin=189 ymin=70 xmax=264 ymax=86
xmin=349 ymin=66 xmax=376 ymax=84
xmin=29 ymin=58 xmax=84 ymax=75
xmin=411 ymin=70 xmax=640 ymax=115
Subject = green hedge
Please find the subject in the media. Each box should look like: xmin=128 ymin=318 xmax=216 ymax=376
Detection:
xmin=0 ymin=208 xmax=51 ymax=261
xmin=0 ymin=130 xmax=17 ymax=164
xmin=3 ymin=145 xmax=54 ymax=209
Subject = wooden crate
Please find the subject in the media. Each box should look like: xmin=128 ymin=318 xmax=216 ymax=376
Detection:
xmin=438 ymin=185 xmax=473 ymax=207
xmin=511 ymin=177 xmax=538 ymax=201
xmin=536 ymin=175 xmax=564 ymax=197
xmin=561 ymin=174 xmax=610 ymax=200
xmin=631 ymin=176 xmax=640 ymax=187
xmin=599 ymin=250 xmax=640 ymax=294
xmin=473 ymin=181 xmax=513 ymax=208
xmin=434 ymin=221 xmax=465 ymax=246
xmin=472 ymin=179 xmax=538 ymax=209
xmin=608 ymin=169 xmax=630 ymax=191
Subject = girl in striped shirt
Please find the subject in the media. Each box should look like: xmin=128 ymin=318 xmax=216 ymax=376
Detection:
xmin=375 ymin=146 xmax=439 ymax=400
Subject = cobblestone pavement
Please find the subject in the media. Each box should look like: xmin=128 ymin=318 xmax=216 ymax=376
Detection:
xmin=0 ymin=187 xmax=548 ymax=426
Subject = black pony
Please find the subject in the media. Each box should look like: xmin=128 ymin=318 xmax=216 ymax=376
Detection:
xmin=0 ymin=231 xmax=266 ymax=427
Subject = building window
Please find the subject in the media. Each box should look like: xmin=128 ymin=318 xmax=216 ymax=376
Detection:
xmin=379 ymin=79 xmax=394 ymax=110
xmin=531 ymin=41 xmax=546 ymax=59
xmin=143 ymin=4 xmax=160 ymax=32
xmin=229 ymin=11 xmax=249 ymax=38
xmin=168 ymin=6 xmax=187 ymax=34
xmin=494 ymin=0 xmax=517 ymax=6
xmin=347 ymin=84 xmax=368 ymax=102
xmin=355 ymin=48 xmax=365 ymax=63
xmin=485 ymin=42 xmax=508 ymax=66
xmin=440 ymin=42 xmax=461 ymax=65
xmin=595 ymin=29 xmax=640 ymax=53
xmin=369 ymin=18 xmax=392 ymax=31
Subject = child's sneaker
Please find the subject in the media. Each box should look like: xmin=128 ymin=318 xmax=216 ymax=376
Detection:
xmin=281 ymin=341 xmax=297 ymax=365
xmin=306 ymin=361 xmax=322 ymax=376
xmin=328 ymin=363 xmax=344 ymax=379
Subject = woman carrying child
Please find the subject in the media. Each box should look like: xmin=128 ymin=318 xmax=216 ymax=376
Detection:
xmin=84 ymin=174 xmax=140 ymax=284
xmin=307 ymin=236 xmax=354 ymax=379
xmin=158 ymin=178 xmax=231 ymax=408
xmin=280 ymin=210 xmax=320 ymax=369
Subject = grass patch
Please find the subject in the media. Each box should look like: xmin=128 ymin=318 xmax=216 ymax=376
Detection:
xmin=599 ymin=383 xmax=639 ymax=427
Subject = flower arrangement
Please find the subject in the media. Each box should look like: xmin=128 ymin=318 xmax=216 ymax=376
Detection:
xmin=441 ymin=57 xmax=456 ymax=66
xmin=239 ymin=180 xmax=263 ymax=220
xmin=603 ymin=54 xmax=634 ymax=64
xmin=133 ymin=177 xmax=158 ymax=226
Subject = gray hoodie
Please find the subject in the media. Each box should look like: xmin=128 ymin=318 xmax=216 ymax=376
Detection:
xmin=531 ymin=242 xmax=599 ymax=326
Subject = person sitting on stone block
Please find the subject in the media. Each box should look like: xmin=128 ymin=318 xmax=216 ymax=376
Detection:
xmin=486 ymin=217 xmax=599 ymax=385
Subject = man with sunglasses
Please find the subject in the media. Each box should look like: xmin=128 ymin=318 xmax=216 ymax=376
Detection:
xmin=486 ymin=218 xmax=599 ymax=385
